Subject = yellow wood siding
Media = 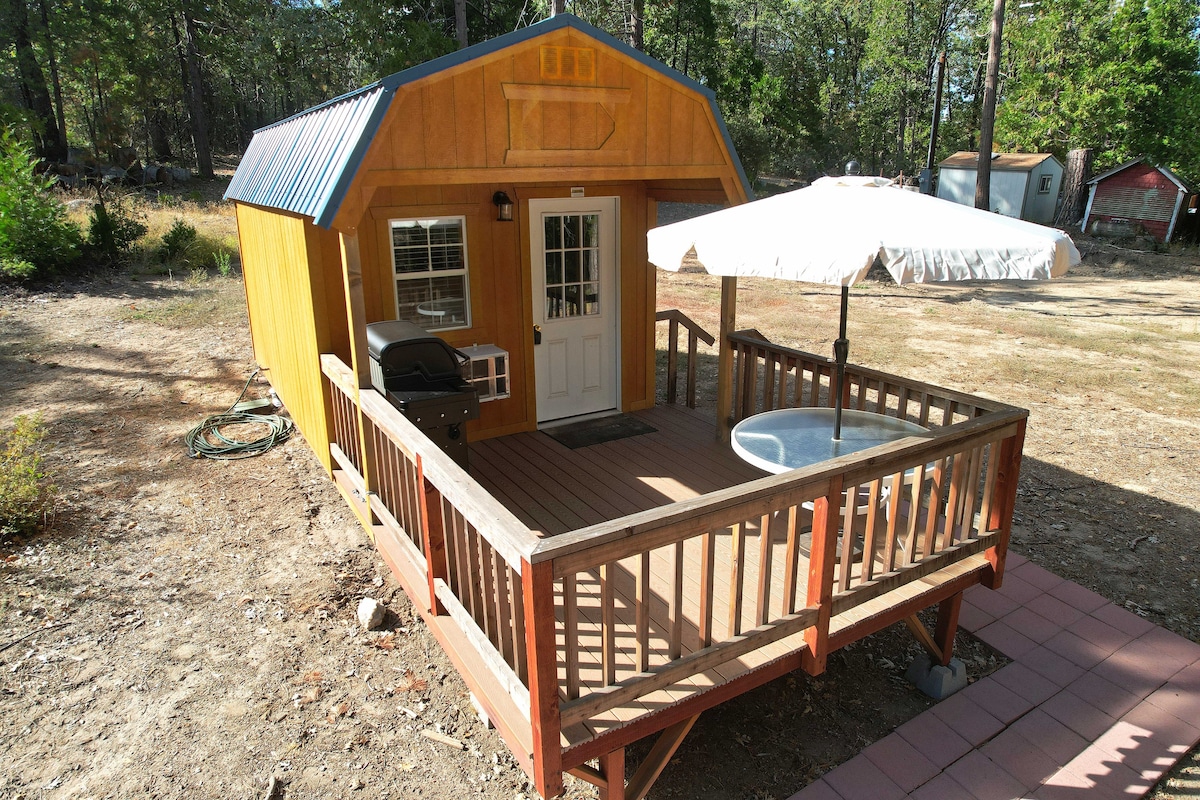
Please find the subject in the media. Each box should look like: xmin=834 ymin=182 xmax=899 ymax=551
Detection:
xmin=235 ymin=203 xmax=343 ymax=473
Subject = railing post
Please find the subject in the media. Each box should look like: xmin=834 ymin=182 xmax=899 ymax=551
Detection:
xmin=418 ymin=455 xmax=448 ymax=615
xmin=982 ymin=417 xmax=1026 ymax=590
xmin=523 ymin=558 xmax=564 ymax=799
xmin=685 ymin=325 xmax=700 ymax=408
xmin=802 ymin=476 xmax=842 ymax=676
xmin=666 ymin=316 xmax=679 ymax=405
xmin=716 ymin=276 xmax=737 ymax=442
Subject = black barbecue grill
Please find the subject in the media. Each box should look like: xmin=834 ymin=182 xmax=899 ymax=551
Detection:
xmin=366 ymin=320 xmax=479 ymax=469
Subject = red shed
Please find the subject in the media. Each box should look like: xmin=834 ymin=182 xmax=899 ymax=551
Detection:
xmin=1082 ymin=157 xmax=1192 ymax=242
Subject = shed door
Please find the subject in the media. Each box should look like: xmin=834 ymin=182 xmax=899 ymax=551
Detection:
xmin=529 ymin=197 xmax=620 ymax=424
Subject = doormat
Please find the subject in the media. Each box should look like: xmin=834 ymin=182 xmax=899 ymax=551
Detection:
xmin=543 ymin=415 xmax=657 ymax=449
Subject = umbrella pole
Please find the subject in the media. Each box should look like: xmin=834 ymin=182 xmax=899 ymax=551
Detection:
xmin=832 ymin=286 xmax=849 ymax=441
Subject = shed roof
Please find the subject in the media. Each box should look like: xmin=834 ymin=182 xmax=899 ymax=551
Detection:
xmin=939 ymin=151 xmax=1060 ymax=171
xmin=225 ymin=14 xmax=750 ymax=228
xmin=1086 ymin=156 xmax=1190 ymax=191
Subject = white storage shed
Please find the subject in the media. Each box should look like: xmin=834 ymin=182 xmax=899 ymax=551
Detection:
xmin=936 ymin=152 xmax=1064 ymax=224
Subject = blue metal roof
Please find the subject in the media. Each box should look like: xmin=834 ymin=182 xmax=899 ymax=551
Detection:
xmin=225 ymin=14 xmax=752 ymax=229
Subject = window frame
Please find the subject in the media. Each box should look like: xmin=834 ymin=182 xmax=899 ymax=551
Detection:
xmin=389 ymin=215 xmax=471 ymax=332
xmin=1037 ymin=174 xmax=1053 ymax=194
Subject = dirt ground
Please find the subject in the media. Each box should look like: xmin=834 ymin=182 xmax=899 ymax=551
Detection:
xmin=2 ymin=195 xmax=1198 ymax=799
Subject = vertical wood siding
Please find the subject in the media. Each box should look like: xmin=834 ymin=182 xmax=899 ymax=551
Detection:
xmin=236 ymin=203 xmax=345 ymax=472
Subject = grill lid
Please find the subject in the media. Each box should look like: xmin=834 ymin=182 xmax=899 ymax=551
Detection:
xmin=366 ymin=320 xmax=467 ymax=381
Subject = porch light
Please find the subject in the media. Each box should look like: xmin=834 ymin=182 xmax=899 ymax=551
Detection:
xmin=492 ymin=191 xmax=514 ymax=222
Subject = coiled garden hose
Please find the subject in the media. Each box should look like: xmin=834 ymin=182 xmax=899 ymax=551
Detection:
xmin=185 ymin=370 xmax=295 ymax=459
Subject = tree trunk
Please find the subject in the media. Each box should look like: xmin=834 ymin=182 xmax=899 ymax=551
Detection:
xmin=454 ymin=0 xmax=467 ymax=48
xmin=975 ymin=0 xmax=1004 ymax=211
xmin=628 ymin=0 xmax=644 ymax=51
xmin=179 ymin=0 xmax=213 ymax=178
xmin=1054 ymin=148 xmax=1093 ymax=229
xmin=4 ymin=0 xmax=65 ymax=161
xmin=36 ymin=0 xmax=67 ymax=158
xmin=550 ymin=0 xmax=565 ymax=15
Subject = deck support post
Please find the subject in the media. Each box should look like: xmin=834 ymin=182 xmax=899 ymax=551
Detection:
xmin=802 ymin=477 xmax=842 ymax=675
xmin=523 ymin=558 xmax=564 ymax=799
xmin=715 ymin=276 xmax=737 ymax=443
xmin=418 ymin=463 xmax=448 ymax=615
xmin=338 ymin=229 xmax=380 ymax=531
xmin=982 ymin=418 xmax=1026 ymax=590
xmin=934 ymin=591 xmax=963 ymax=666
xmin=904 ymin=593 xmax=963 ymax=667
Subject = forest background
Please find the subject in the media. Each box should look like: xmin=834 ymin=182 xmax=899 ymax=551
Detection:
xmin=2 ymin=0 xmax=1199 ymax=192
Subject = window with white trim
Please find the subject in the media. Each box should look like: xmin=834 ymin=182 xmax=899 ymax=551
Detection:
xmin=1038 ymin=174 xmax=1053 ymax=194
xmin=391 ymin=217 xmax=470 ymax=331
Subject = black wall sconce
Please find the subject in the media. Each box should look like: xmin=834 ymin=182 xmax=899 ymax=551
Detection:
xmin=492 ymin=191 xmax=514 ymax=222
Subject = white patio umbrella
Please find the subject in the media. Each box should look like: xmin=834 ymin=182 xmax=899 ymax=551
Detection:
xmin=647 ymin=175 xmax=1081 ymax=440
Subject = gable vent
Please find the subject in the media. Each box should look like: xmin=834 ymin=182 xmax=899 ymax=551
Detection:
xmin=540 ymin=46 xmax=596 ymax=81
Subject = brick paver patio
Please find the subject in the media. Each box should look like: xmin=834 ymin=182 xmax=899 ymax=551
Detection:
xmin=790 ymin=554 xmax=1200 ymax=799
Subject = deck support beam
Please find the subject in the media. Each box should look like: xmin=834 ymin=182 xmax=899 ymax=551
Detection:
xmin=904 ymin=594 xmax=963 ymax=668
xmin=715 ymin=276 xmax=737 ymax=442
xmin=625 ymin=714 xmax=699 ymax=800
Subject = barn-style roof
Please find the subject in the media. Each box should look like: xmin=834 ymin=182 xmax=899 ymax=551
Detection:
xmin=225 ymin=14 xmax=750 ymax=229
xmin=1086 ymin=156 xmax=1190 ymax=191
xmin=939 ymin=151 xmax=1060 ymax=171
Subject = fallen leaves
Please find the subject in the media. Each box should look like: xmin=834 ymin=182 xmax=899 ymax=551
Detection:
xmin=396 ymin=669 xmax=427 ymax=693
xmin=369 ymin=633 xmax=396 ymax=650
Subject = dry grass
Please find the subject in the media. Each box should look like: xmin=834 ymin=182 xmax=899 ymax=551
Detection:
xmin=655 ymin=257 xmax=1200 ymax=419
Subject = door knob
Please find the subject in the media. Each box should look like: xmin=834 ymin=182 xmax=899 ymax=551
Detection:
xmin=533 ymin=324 xmax=542 ymax=345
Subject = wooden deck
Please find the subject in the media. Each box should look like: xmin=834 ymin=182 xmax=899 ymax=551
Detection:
xmin=472 ymin=405 xmax=997 ymax=751
xmin=471 ymin=405 xmax=765 ymax=536
xmin=319 ymin=332 xmax=1028 ymax=799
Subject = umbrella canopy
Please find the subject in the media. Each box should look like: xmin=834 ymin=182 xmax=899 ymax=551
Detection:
xmin=648 ymin=175 xmax=1080 ymax=286
xmin=647 ymin=175 xmax=1082 ymax=440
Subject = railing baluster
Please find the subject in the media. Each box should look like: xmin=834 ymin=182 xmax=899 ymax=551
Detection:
xmin=837 ymin=488 xmax=856 ymax=592
xmin=600 ymin=562 xmax=616 ymax=686
xmin=728 ymin=522 xmax=746 ymax=637
xmin=563 ymin=573 xmax=579 ymax=699
xmin=669 ymin=541 xmax=684 ymax=660
xmin=636 ymin=551 xmax=650 ymax=672
xmin=783 ymin=505 xmax=800 ymax=616
xmin=755 ymin=513 xmax=773 ymax=625
xmin=699 ymin=532 xmax=716 ymax=648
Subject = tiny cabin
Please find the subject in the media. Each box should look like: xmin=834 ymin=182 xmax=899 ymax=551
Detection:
xmin=227 ymin=15 xmax=1028 ymax=800
xmin=937 ymin=152 xmax=1064 ymax=224
xmin=1082 ymin=157 xmax=1192 ymax=242
xmin=225 ymin=13 xmax=749 ymax=467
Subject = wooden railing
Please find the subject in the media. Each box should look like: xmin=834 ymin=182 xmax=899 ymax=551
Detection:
xmin=730 ymin=329 xmax=1010 ymax=425
xmin=322 ymin=355 xmax=538 ymax=715
xmin=319 ymin=335 xmax=1026 ymax=799
xmin=656 ymin=309 xmax=715 ymax=408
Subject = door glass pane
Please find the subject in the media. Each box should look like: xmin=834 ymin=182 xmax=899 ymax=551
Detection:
xmin=564 ymin=250 xmax=580 ymax=284
xmin=545 ymin=252 xmax=562 ymax=284
xmin=542 ymin=211 xmax=600 ymax=319
xmin=546 ymin=286 xmax=564 ymax=319
xmin=563 ymin=215 xmax=580 ymax=248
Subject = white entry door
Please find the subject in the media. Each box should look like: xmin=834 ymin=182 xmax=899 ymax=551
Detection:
xmin=529 ymin=197 xmax=620 ymax=424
